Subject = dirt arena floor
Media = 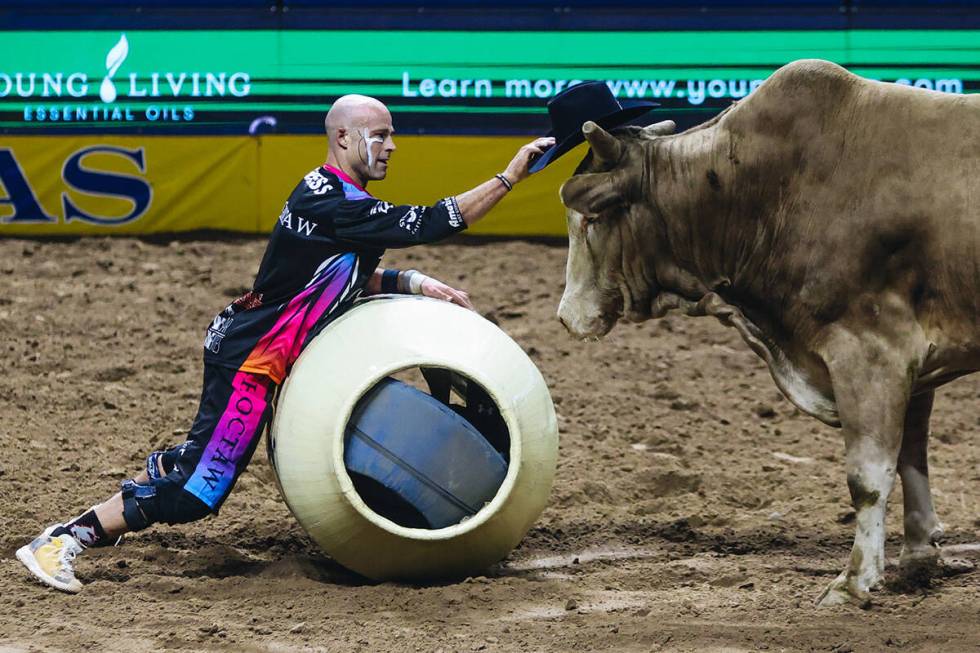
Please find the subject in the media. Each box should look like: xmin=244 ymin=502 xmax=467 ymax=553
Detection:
xmin=0 ymin=236 xmax=977 ymax=652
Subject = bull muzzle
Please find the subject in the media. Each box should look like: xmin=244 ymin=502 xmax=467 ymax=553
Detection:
xmin=557 ymin=294 xmax=617 ymax=340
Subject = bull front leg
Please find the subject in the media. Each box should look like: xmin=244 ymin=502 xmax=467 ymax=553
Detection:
xmin=816 ymin=326 xmax=923 ymax=608
xmin=897 ymin=390 xmax=945 ymax=576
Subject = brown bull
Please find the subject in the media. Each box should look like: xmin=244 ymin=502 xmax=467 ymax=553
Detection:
xmin=556 ymin=59 xmax=979 ymax=607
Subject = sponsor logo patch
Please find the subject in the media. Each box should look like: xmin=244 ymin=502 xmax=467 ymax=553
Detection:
xmin=303 ymin=169 xmax=333 ymax=195
xmin=398 ymin=205 xmax=423 ymax=234
xmin=69 ymin=524 xmax=97 ymax=547
xmin=444 ymin=196 xmax=463 ymax=228
xmin=204 ymin=312 xmax=233 ymax=353
xmin=231 ymin=290 xmax=263 ymax=310
xmin=278 ymin=203 xmax=317 ymax=236
xmin=370 ymin=201 xmax=394 ymax=215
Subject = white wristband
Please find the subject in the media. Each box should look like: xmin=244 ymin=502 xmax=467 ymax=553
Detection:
xmin=400 ymin=269 xmax=429 ymax=295
xmin=409 ymin=271 xmax=428 ymax=294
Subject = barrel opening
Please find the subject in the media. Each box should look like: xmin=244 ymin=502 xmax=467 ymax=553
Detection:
xmin=343 ymin=366 xmax=511 ymax=529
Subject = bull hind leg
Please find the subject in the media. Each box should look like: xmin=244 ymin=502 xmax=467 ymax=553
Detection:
xmin=897 ymin=390 xmax=945 ymax=581
xmin=815 ymin=326 xmax=923 ymax=608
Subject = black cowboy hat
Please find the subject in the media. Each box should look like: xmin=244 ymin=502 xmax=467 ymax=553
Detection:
xmin=529 ymin=81 xmax=658 ymax=173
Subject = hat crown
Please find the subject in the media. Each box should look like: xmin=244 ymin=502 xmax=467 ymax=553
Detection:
xmin=528 ymin=80 xmax=657 ymax=174
xmin=547 ymin=81 xmax=624 ymax=140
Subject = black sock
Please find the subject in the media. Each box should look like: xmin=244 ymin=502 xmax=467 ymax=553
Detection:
xmin=50 ymin=509 xmax=111 ymax=548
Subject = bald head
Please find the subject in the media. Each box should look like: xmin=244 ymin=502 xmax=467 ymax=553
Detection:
xmin=324 ymin=94 xmax=390 ymax=137
xmin=324 ymin=94 xmax=396 ymax=186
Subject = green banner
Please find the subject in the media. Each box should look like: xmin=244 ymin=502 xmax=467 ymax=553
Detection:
xmin=1 ymin=29 xmax=977 ymax=134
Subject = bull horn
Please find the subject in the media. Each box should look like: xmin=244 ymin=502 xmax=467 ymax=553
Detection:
xmin=582 ymin=121 xmax=623 ymax=165
xmin=639 ymin=120 xmax=676 ymax=139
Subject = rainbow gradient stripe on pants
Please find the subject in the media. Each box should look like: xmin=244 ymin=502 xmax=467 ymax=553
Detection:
xmin=184 ymin=253 xmax=358 ymax=509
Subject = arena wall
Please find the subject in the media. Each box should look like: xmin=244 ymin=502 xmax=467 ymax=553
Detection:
xmin=0 ymin=135 xmax=579 ymax=236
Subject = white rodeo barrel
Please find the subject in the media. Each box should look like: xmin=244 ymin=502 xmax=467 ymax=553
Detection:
xmin=267 ymin=295 xmax=558 ymax=581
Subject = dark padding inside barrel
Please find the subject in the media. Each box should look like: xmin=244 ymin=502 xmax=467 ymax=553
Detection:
xmin=344 ymin=376 xmax=509 ymax=529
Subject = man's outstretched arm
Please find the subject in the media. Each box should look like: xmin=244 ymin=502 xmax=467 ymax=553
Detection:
xmin=453 ymin=137 xmax=554 ymax=226
xmin=312 ymin=136 xmax=556 ymax=248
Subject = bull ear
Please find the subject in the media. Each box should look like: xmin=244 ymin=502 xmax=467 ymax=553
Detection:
xmin=582 ymin=121 xmax=623 ymax=166
xmin=639 ymin=120 xmax=676 ymax=140
xmin=559 ymin=172 xmax=622 ymax=217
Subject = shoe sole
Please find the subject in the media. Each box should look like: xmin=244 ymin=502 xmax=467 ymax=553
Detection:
xmin=15 ymin=545 xmax=82 ymax=594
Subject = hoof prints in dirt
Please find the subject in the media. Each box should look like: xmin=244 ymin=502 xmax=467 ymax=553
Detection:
xmin=526 ymin=518 xmax=826 ymax=557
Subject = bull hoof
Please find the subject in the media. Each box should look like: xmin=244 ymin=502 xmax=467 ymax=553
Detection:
xmin=816 ymin=573 xmax=872 ymax=609
xmin=899 ymin=546 xmax=941 ymax=587
xmin=893 ymin=547 xmax=974 ymax=591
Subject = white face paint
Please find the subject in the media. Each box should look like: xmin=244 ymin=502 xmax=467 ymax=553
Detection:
xmin=361 ymin=127 xmax=385 ymax=169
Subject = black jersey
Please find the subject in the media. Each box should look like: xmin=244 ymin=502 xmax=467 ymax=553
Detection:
xmin=202 ymin=164 xmax=467 ymax=383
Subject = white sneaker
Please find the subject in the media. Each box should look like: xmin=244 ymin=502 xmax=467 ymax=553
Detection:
xmin=16 ymin=525 xmax=84 ymax=593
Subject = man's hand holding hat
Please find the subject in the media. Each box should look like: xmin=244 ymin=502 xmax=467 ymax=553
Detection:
xmin=502 ymin=137 xmax=557 ymax=186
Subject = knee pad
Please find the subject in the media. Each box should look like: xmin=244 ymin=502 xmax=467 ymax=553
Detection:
xmin=120 ymin=479 xmax=159 ymax=531
xmin=158 ymin=488 xmax=212 ymax=526
xmin=121 ymin=477 xmax=213 ymax=530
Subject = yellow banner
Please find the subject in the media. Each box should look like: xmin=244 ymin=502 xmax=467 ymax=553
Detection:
xmin=0 ymin=135 xmax=579 ymax=237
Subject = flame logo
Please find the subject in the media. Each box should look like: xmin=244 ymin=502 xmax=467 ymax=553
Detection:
xmin=99 ymin=34 xmax=129 ymax=104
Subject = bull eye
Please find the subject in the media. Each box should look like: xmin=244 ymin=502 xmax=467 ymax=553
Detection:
xmin=583 ymin=215 xmax=599 ymax=226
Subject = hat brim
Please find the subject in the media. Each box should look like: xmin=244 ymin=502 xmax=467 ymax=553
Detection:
xmin=529 ymin=101 xmax=658 ymax=174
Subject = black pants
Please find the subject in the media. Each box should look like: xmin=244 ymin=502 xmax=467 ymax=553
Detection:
xmin=123 ymin=364 xmax=275 ymax=529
